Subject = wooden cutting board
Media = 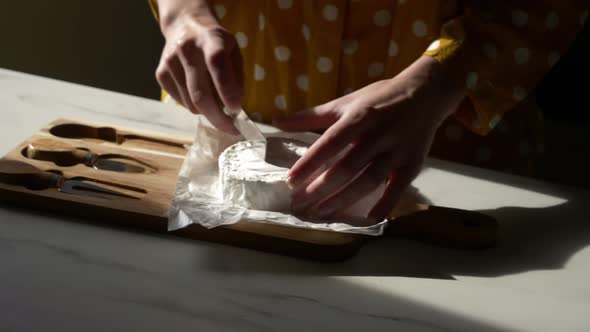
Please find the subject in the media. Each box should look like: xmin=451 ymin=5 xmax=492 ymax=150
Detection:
xmin=0 ymin=119 xmax=497 ymax=261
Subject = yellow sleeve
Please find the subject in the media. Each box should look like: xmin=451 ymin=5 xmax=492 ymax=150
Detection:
xmin=424 ymin=2 xmax=588 ymax=135
xmin=148 ymin=0 xmax=159 ymax=21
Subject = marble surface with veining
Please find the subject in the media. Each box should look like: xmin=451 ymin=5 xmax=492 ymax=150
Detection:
xmin=1 ymin=68 xmax=590 ymax=332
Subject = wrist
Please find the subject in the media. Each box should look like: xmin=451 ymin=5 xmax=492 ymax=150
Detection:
xmin=157 ymin=0 xmax=217 ymax=37
xmin=412 ymin=55 xmax=466 ymax=125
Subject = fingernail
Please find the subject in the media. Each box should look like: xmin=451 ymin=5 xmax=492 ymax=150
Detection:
xmin=286 ymin=176 xmax=295 ymax=190
xmin=286 ymin=175 xmax=302 ymax=189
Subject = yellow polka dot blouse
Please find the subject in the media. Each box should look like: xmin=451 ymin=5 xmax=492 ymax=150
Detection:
xmin=150 ymin=0 xmax=587 ymax=174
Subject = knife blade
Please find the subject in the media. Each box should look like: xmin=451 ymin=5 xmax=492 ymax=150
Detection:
xmin=92 ymin=158 xmax=146 ymax=173
xmin=225 ymin=107 xmax=267 ymax=158
xmin=0 ymin=159 xmax=139 ymax=199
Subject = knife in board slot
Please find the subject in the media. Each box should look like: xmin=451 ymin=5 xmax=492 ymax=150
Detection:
xmin=26 ymin=138 xmax=152 ymax=173
xmin=225 ymin=107 xmax=267 ymax=159
xmin=0 ymin=159 xmax=139 ymax=199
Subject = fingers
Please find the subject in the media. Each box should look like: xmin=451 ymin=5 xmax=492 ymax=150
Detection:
xmin=303 ymin=152 xmax=401 ymax=219
xmin=287 ymin=108 xmax=375 ymax=188
xmin=368 ymin=165 xmax=422 ymax=222
xmin=291 ymin=135 xmax=391 ymax=213
xmin=156 ymin=53 xmax=191 ymax=108
xmin=178 ymin=41 xmax=238 ymax=134
xmin=272 ymin=104 xmax=339 ymax=132
xmin=155 ymin=69 xmax=182 ymax=106
xmin=155 ymin=24 xmax=243 ymax=134
xmin=203 ymin=31 xmax=244 ymax=111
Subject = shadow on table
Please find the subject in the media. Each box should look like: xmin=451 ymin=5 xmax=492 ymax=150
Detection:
xmin=1 ymin=157 xmax=588 ymax=281
xmin=396 ymin=159 xmax=590 ymax=277
xmin=197 ymin=160 xmax=590 ymax=279
xmin=1 ymin=181 xmax=581 ymax=331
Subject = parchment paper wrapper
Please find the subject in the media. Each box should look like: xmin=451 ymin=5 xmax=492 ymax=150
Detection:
xmin=168 ymin=115 xmax=387 ymax=236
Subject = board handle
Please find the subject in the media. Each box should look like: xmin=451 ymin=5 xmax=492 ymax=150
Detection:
xmin=0 ymin=159 xmax=62 ymax=190
xmin=387 ymin=205 xmax=498 ymax=249
xmin=26 ymin=138 xmax=95 ymax=166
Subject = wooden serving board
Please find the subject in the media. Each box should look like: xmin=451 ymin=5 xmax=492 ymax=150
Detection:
xmin=0 ymin=119 xmax=498 ymax=261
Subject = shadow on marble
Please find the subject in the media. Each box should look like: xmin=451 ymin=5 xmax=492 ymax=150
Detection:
xmin=196 ymin=161 xmax=590 ymax=279
xmin=0 ymin=206 xmax=511 ymax=331
xmin=401 ymin=159 xmax=590 ymax=277
xmin=2 ymin=158 xmax=588 ymax=281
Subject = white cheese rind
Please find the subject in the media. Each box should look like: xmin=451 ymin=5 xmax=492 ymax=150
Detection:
xmin=218 ymin=138 xmax=309 ymax=212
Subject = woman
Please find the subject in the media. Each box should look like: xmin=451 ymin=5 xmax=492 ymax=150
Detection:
xmin=149 ymin=0 xmax=586 ymax=221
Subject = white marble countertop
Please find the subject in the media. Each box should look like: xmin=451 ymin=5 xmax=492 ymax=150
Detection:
xmin=1 ymin=68 xmax=589 ymax=332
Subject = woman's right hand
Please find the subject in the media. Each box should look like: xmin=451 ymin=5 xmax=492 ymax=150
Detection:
xmin=155 ymin=0 xmax=243 ymax=134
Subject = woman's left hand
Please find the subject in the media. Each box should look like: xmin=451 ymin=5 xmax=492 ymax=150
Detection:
xmin=273 ymin=55 xmax=465 ymax=223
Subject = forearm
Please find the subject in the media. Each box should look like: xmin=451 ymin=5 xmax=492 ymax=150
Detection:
xmin=154 ymin=0 xmax=216 ymax=35
xmin=400 ymin=55 xmax=466 ymax=126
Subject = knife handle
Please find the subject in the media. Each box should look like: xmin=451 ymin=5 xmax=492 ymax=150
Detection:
xmin=386 ymin=205 xmax=498 ymax=249
xmin=26 ymin=138 xmax=95 ymax=166
xmin=0 ymin=159 xmax=62 ymax=190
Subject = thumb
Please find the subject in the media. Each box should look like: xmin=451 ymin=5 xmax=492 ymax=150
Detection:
xmin=272 ymin=103 xmax=339 ymax=132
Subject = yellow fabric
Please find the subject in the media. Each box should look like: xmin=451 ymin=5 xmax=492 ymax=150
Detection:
xmin=148 ymin=0 xmax=159 ymax=20
xmin=150 ymin=1 xmax=587 ymax=137
xmin=425 ymin=1 xmax=587 ymax=135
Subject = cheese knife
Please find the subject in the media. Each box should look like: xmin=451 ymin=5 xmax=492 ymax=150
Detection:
xmin=0 ymin=159 xmax=139 ymax=199
xmin=225 ymin=107 xmax=267 ymax=158
xmin=26 ymin=139 xmax=153 ymax=173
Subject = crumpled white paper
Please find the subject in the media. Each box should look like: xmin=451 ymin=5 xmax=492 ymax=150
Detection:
xmin=168 ymin=115 xmax=387 ymax=236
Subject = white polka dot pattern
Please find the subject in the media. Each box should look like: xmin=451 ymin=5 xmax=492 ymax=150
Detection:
xmin=254 ymin=64 xmax=265 ymax=81
xmin=302 ymin=25 xmax=310 ymax=41
xmin=466 ymin=72 xmax=478 ymax=90
xmin=296 ymin=75 xmax=309 ymax=92
xmin=388 ymin=40 xmax=399 ymax=57
xmin=213 ymin=5 xmax=226 ymax=19
xmin=342 ymin=39 xmax=359 ymax=55
xmin=259 ymin=13 xmax=265 ymax=30
xmin=545 ymin=12 xmax=559 ymax=30
xmin=316 ymin=57 xmax=333 ymax=73
xmin=275 ymin=46 xmax=291 ymax=62
xmin=235 ymin=32 xmax=248 ymax=49
xmin=514 ymin=48 xmax=530 ymax=64
xmin=513 ymin=86 xmax=527 ymax=101
xmin=277 ymin=0 xmax=292 ymax=10
xmin=323 ymin=5 xmax=339 ymax=21
xmin=368 ymin=62 xmax=385 ymax=78
xmin=412 ymin=20 xmax=427 ymax=37
xmin=547 ymin=51 xmax=560 ymax=67
xmin=489 ymin=114 xmax=502 ymax=129
xmin=373 ymin=10 xmax=392 ymax=27
xmin=275 ymin=95 xmax=287 ymax=110
xmin=426 ymin=40 xmax=440 ymax=51
xmin=511 ymin=9 xmax=528 ymax=27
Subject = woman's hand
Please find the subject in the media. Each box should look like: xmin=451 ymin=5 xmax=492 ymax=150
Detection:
xmin=273 ymin=56 xmax=465 ymax=222
xmin=155 ymin=0 xmax=243 ymax=134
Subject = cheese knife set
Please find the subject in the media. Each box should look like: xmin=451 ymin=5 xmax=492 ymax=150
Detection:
xmin=0 ymin=119 xmax=498 ymax=261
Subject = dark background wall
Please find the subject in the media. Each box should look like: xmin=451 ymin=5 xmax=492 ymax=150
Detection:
xmin=535 ymin=23 xmax=589 ymax=187
xmin=0 ymin=2 xmax=587 ymax=187
xmin=0 ymin=1 xmax=163 ymax=99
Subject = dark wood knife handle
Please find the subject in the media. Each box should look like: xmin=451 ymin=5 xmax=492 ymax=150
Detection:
xmin=386 ymin=205 xmax=498 ymax=249
xmin=0 ymin=159 xmax=62 ymax=190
